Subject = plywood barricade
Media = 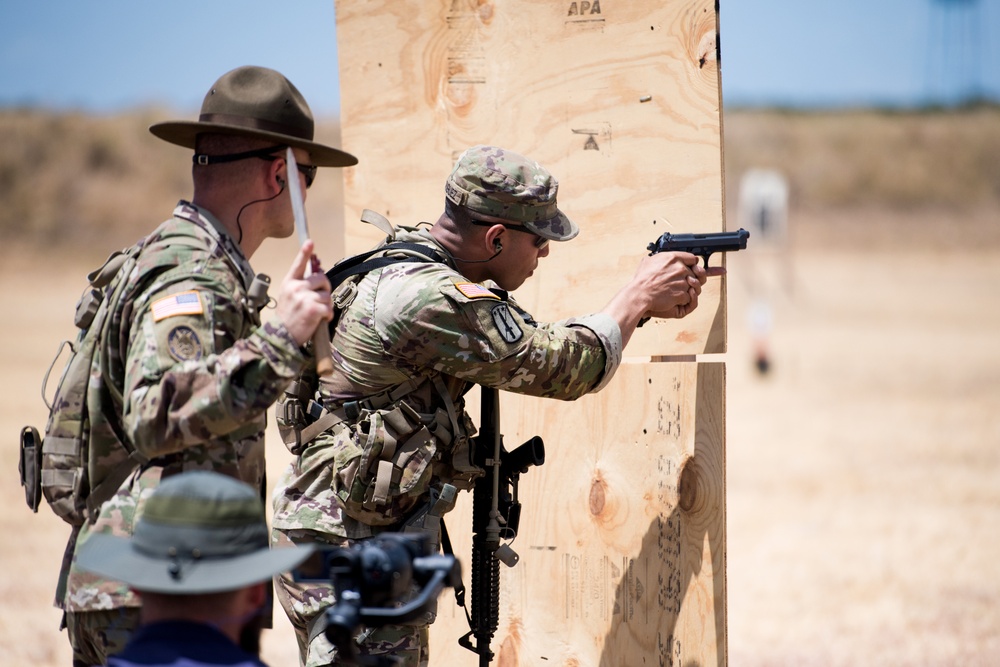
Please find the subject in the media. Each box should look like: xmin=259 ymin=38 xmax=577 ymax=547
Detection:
xmin=333 ymin=1 xmax=727 ymax=664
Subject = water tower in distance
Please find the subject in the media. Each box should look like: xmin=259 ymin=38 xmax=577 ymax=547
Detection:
xmin=926 ymin=0 xmax=984 ymax=105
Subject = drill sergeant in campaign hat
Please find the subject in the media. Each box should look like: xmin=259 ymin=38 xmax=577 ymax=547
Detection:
xmin=270 ymin=145 xmax=725 ymax=666
xmin=58 ymin=65 xmax=354 ymax=666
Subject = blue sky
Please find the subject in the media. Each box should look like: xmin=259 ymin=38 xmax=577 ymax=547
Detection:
xmin=1 ymin=0 xmax=998 ymax=114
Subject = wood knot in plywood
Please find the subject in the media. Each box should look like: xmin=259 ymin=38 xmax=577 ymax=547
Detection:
xmin=589 ymin=475 xmax=607 ymax=515
xmin=497 ymin=617 xmax=522 ymax=667
xmin=697 ymin=31 xmax=717 ymax=69
xmin=586 ymin=470 xmax=626 ymax=530
xmin=452 ymin=0 xmax=495 ymax=25
xmin=679 ymin=456 xmax=703 ymax=513
xmin=682 ymin=7 xmax=718 ymax=73
xmin=477 ymin=0 xmax=495 ymax=25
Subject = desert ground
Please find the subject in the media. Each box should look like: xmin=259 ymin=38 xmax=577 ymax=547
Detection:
xmin=1 ymin=108 xmax=998 ymax=666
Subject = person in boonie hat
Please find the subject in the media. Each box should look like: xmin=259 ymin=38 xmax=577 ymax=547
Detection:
xmin=76 ymin=471 xmax=313 ymax=667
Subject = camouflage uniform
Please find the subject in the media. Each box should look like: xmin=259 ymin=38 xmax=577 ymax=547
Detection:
xmin=272 ymin=147 xmax=624 ymax=667
xmin=62 ymin=201 xmax=308 ymax=664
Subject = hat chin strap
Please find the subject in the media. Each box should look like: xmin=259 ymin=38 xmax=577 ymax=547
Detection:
xmin=166 ymin=546 xmax=201 ymax=581
xmin=193 ymin=145 xmax=287 ymax=166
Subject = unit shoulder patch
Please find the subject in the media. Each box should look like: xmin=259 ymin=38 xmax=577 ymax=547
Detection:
xmin=151 ymin=290 xmax=204 ymax=322
xmin=491 ymin=303 xmax=523 ymax=344
xmin=166 ymin=325 xmax=203 ymax=362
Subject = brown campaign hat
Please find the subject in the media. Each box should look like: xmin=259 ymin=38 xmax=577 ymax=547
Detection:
xmin=150 ymin=65 xmax=357 ymax=167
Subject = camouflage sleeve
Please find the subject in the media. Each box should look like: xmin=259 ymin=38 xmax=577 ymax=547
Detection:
xmin=373 ymin=264 xmax=610 ymax=400
xmin=550 ymin=312 xmax=623 ymax=391
xmin=122 ymin=272 xmax=308 ymax=458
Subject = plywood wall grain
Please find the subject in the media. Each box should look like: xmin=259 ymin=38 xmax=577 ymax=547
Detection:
xmin=334 ymin=1 xmax=728 ymax=664
xmin=430 ymin=363 xmax=726 ymax=665
xmin=335 ymin=0 xmax=726 ymax=358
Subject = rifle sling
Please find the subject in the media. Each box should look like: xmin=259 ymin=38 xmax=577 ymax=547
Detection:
xmin=440 ymin=518 xmax=468 ymax=611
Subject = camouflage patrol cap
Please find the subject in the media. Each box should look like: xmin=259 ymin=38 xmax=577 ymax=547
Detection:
xmin=76 ymin=471 xmax=313 ymax=594
xmin=445 ymin=145 xmax=579 ymax=242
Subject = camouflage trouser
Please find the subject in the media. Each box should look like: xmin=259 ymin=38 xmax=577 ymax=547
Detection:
xmin=65 ymin=607 xmax=141 ymax=667
xmin=273 ymin=528 xmax=429 ymax=667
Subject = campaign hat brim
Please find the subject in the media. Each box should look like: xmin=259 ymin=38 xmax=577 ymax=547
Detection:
xmin=149 ymin=121 xmax=357 ymax=167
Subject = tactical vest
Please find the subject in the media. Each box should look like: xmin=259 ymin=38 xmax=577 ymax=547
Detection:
xmin=19 ymin=243 xmax=146 ymax=525
xmin=276 ymin=212 xmax=483 ymax=528
xmin=19 ymin=232 xmax=270 ymax=526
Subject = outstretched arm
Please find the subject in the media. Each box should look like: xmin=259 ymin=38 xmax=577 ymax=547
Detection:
xmin=601 ymin=251 xmax=726 ymax=349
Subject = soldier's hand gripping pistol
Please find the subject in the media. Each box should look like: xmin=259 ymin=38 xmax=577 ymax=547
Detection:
xmin=637 ymin=228 xmax=748 ymax=327
xmin=647 ymin=227 xmax=749 ymax=268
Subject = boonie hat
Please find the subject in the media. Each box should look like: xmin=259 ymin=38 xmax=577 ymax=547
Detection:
xmin=150 ymin=65 xmax=357 ymax=167
xmin=76 ymin=471 xmax=313 ymax=595
xmin=445 ymin=145 xmax=579 ymax=242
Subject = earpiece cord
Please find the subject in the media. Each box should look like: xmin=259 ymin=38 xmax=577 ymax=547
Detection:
xmin=235 ymin=183 xmax=284 ymax=245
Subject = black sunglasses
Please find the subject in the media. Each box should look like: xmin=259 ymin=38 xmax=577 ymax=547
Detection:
xmin=193 ymin=145 xmax=317 ymax=188
xmin=469 ymin=219 xmax=549 ymax=249
xmin=256 ymin=152 xmax=317 ymax=188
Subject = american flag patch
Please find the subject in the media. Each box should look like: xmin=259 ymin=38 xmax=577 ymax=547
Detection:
xmin=454 ymin=282 xmax=500 ymax=300
xmin=151 ymin=291 xmax=204 ymax=322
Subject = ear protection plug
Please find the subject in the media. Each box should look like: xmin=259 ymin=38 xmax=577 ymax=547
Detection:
xmin=276 ymin=177 xmax=286 ymax=189
xmin=493 ymin=239 xmax=503 ymax=252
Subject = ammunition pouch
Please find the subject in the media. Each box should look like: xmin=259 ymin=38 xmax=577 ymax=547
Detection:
xmin=402 ymin=483 xmax=458 ymax=553
xmin=335 ymin=401 xmax=439 ymax=526
xmin=277 ymin=379 xmax=324 ymax=455
xmin=19 ymin=426 xmax=42 ymax=512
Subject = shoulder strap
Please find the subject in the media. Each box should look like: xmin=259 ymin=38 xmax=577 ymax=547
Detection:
xmin=325 ymin=242 xmax=443 ymax=291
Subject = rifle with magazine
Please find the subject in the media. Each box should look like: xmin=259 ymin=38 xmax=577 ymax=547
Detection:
xmin=457 ymin=388 xmax=545 ymax=666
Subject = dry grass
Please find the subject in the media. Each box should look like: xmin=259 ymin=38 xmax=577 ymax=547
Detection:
xmin=0 ymin=109 xmax=185 ymax=247
xmin=0 ymin=108 xmax=348 ymax=251
xmin=723 ymin=106 xmax=1000 ymax=212
xmin=3 ymin=105 xmax=1000 ymax=252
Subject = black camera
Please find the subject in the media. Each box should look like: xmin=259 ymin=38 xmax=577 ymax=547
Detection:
xmin=292 ymin=533 xmax=461 ymax=666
